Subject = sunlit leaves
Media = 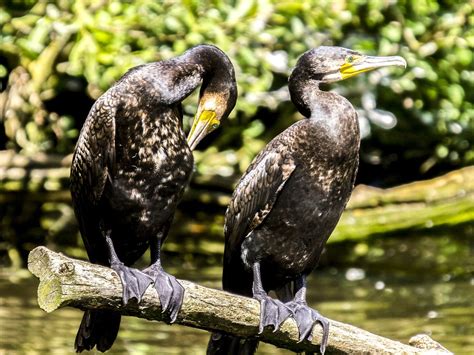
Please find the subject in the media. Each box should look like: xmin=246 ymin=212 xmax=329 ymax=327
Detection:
xmin=0 ymin=0 xmax=472 ymax=172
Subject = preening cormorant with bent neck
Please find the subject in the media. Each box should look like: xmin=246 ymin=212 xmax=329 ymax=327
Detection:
xmin=71 ymin=44 xmax=237 ymax=352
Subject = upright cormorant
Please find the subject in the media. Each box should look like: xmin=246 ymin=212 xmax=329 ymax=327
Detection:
xmin=207 ymin=46 xmax=406 ymax=354
xmin=70 ymin=45 xmax=237 ymax=352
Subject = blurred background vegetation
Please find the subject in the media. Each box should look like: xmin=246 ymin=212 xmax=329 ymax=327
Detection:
xmin=0 ymin=1 xmax=473 ymax=353
xmin=0 ymin=0 xmax=472 ymax=266
xmin=1 ymin=0 xmax=472 ymax=182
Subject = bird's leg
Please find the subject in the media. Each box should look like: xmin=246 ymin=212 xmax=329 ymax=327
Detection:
xmin=285 ymin=275 xmax=329 ymax=354
xmin=103 ymin=229 xmax=153 ymax=305
xmin=252 ymin=262 xmax=292 ymax=333
xmin=142 ymin=236 xmax=184 ymax=323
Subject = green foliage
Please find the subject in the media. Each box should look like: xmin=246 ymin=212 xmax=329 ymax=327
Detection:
xmin=0 ymin=0 xmax=472 ymax=179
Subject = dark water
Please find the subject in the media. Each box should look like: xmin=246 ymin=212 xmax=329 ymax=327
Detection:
xmin=0 ymin=232 xmax=473 ymax=354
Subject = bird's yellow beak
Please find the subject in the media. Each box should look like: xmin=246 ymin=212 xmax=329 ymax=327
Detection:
xmin=187 ymin=110 xmax=220 ymax=150
xmin=340 ymin=55 xmax=407 ymax=80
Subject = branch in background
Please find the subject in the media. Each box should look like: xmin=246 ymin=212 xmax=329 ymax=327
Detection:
xmin=28 ymin=246 xmax=452 ymax=354
xmin=331 ymin=165 xmax=474 ymax=242
xmin=2 ymin=150 xmax=472 ymax=254
xmin=1 ymin=149 xmax=472 ymax=237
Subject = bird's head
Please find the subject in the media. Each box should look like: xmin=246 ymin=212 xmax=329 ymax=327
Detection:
xmin=187 ymin=86 xmax=237 ymax=150
xmin=186 ymin=47 xmax=237 ymax=151
xmin=291 ymin=46 xmax=407 ymax=84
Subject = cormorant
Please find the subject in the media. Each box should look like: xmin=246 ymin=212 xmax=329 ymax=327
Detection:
xmin=207 ymin=46 xmax=406 ymax=354
xmin=70 ymin=44 xmax=237 ymax=352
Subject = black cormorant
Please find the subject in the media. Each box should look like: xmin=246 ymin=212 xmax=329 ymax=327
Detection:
xmin=207 ymin=46 xmax=406 ymax=354
xmin=70 ymin=44 xmax=237 ymax=352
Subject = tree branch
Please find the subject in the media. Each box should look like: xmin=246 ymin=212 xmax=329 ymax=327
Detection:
xmin=28 ymin=247 xmax=452 ymax=354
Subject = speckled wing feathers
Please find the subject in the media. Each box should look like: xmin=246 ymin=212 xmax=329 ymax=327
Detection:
xmin=71 ymin=98 xmax=116 ymax=206
xmin=224 ymin=149 xmax=296 ymax=253
xmin=70 ymin=98 xmax=116 ymax=262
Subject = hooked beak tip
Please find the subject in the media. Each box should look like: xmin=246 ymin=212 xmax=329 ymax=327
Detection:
xmin=186 ymin=131 xmax=199 ymax=151
xmin=393 ymin=56 xmax=407 ymax=69
xmin=188 ymin=139 xmax=198 ymax=151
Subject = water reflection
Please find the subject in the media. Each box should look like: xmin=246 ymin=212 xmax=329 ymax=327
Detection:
xmin=0 ymin=233 xmax=473 ymax=354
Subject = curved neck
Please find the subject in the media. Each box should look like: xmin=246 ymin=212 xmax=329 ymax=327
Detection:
xmin=153 ymin=45 xmax=234 ymax=105
xmin=181 ymin=45 xmax=233 ymax=82
xmin=289 ymin=72 xmax=318 ymax=118
xmin=119 ymin=46 xmax=234 ymax=107
xmin=289 ymin=71 xmax=348 ymax=121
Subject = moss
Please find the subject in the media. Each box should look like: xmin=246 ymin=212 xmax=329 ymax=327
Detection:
xmin=37 ymin=277 xmax=62 ymax=313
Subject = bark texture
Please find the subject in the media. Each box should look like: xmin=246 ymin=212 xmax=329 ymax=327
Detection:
xmin=28 ymin=246 xmax=452 ymax=354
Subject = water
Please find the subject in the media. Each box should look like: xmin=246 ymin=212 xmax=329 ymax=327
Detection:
xmin=0 ymin=232 xmax=473 ymax=354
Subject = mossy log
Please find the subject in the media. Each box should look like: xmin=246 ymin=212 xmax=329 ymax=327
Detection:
xmin=28 ymin=246 xmax=451 ymax=354
xmin=331 ymin=166 xmax=474 ymax=242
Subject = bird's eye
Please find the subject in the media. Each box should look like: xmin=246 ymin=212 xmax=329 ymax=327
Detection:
xmin=347 ymin=56 xmax=354 ymax=63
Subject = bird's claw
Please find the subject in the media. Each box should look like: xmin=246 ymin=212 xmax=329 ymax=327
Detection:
xmin=255 ymin=293 xmax=292 ymax=334
xmin=144 ymin=266 xmax=184 ymax=323
xmin=286 ymin=301 xmax=329 ymax=354
xmin=111 ymin=262 xmax=153 ymax=305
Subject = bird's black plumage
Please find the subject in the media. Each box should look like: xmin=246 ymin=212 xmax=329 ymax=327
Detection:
xmin=70 ymin=44 xmax=237 ymax=352
xmin=208 ymin=46 xmax=406 ymax=355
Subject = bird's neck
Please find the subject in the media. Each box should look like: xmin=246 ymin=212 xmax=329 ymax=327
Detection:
xmin=289 ymin=75 xmax=354 ymax=123
xmin=181 ymin=45 xmax=232 ymax=78
xmin=142 ymin=46 xmax=233 ymax=105
xmin=178 ymin=45 xmax=234 ymax=96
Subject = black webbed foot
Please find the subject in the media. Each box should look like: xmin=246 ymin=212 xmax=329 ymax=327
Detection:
xmin=110 ymin=261 xmax=153 ymax=305
xmin=254 ymin=292 xmax=292 ymax=334
xmin=286 ymin=301 xmax=329 ymax=354
xmin=143 ymin=265 xmax=184 ymax=323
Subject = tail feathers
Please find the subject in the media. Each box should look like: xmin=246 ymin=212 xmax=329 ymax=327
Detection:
xmin=222 ymin=254 xmax=253 ymax=297
xmin=75 ymin=310 xmax=121 ymax=352
xmin=207 ymin=332 xmax=259 ymax=355
xmin=207 ymin=255 xmax=257 ymax=354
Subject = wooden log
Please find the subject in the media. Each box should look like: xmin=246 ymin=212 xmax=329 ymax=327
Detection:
xmin=28 ymin=246 xmax=452 ymax=354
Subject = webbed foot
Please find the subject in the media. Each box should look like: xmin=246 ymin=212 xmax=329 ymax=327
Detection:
xmin=143 ymin=265 xmax=184 ymax=323
xmin=287 ymin=301 xmax=329 ymax=354
xmin=110 ymin=261 xmax=153 ymax=305
xmin=254 ymin=292 xmax=292 ymax=334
